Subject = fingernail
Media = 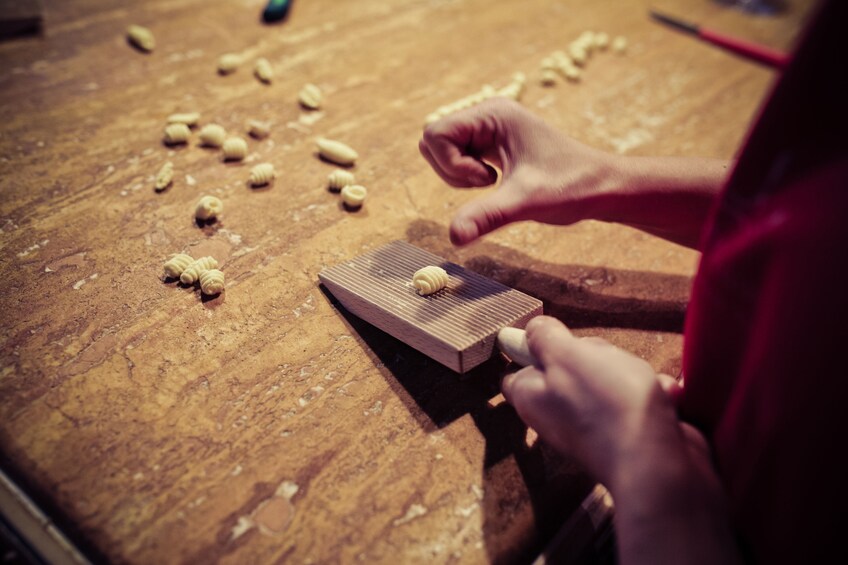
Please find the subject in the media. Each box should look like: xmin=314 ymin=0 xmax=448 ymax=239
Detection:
xmin=454 ymin=219 xmax=477 ymax=243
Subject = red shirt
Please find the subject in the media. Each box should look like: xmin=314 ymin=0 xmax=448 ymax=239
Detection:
xmin=680 ymin=2 xmax=848 ymax=562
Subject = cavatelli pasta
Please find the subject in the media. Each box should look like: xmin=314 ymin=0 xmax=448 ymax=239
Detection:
xmin=166 ymin=112 xmax=200 ymax=126
xmin=199 ymin=269 xmax=225 ymax=295
xmin=218 ymin=53 xmax=240 ymax=74
xmin=316 ymin=138 xmax=357 ymax=166
xmin=199 ymin=124 xmax=226 ymax=148
xmin=247 ymin=119 xmax=271 ymax=139
xmin=298 ymin=83 xmax=322 ymax=110
xmin=222 ymin=137 xmax=248 ymax=161
xmin=412 ymin=266 xmax=449 ymax=295
xmin=163 ymin=253 xmax=194 ymax=278
xmin=180 ymin=256 xmax=218 ymax=285
xmin=254 ymin=58 xmax=273 ymax=84
xmin=155 ymin=161 xmax=174 ymax=191
xmin=127 ymin=25 xmax=155 ymax=52
xmin=340 ymin=185 xmax=367 ymax=208
xmin=195 ymin=195 xmax=223 ymax=220
xmin=327 ymin=169 xmax=355 ymax=191
xmin=249 ymin=163 xmax=275 ymax=186
xmin=163 ymin=123 xmax=190 ymax=145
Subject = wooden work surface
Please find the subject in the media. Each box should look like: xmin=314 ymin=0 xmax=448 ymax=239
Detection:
xmin=0 ymin=0 xmax=814 ymax=563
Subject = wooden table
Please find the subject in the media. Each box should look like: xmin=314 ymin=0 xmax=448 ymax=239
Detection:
xmin=0 ymin=0 xmax=813 ymax=562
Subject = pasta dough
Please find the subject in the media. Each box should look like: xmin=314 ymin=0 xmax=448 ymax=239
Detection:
xmin=316 ymin=138 xmax=358 ymax=165
xmin=412 ymin=266 xmax=448 ymax=295
xmin=163 ymin=253 xmax=194 ymax=278
xmin=222 ymin=137 xmax=248 ymax=161
xmin=199 ymin=124 xmax=226 ymax=148
xmin=166 ymin=112 xmax=200 ymax=126
xmin=195 ymin=195 xmax=223 ymax=220
xmin=341 ymin=185 xmax=367 ymax=208
xmin=612 ymin=36 xmax=628 ymax=54
xmin=199 ymin=269 xmax=225 ymax=295
xmin=247 ymin=119 xmax=271 ymax=139
xmin=218 ymin=53 xmax=240 ymax=74
xmin=298 ymin=84 xmax=322 ymax=110
xmin=163 ymin=123 xmax=190 ymax=145
xmin=127 ymin=25 xmax=155 ymax=52
xmin=155 ymin=161 xmax=174 ymax=191
xmin=327 ymin=169 xmax=355 ymax=191
xmin=180 ymin=256 xmax=218 ymax=285
xmin=255 ymin=58 xmax=273 ymax=84
xmin=249 ymin=163 xmax=276 ymax=186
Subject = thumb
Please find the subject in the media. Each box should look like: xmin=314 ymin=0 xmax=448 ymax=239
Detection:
xmin=449 ymin=184 xmax=524 ymax=246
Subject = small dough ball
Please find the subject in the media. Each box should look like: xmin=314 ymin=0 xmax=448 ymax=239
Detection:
xmin=254 ymin=58 xmax=273 ymax=84
xmin=247 ymin=119 xmax=271 ymax=139
xmin=299 ymin=83 xmax=323 ymax=110
xmin=612 ymin=36 xmax=628 ymax=54
xmin=155 ymin=161 xmax=174 ymax=191
xmin=163 ymin=123 xmax=190 ymax=145
xmin=540 ymin=69 xmax=558 ymax=86
xmin=218 ymin=53 xmax=240 ymax=74
xmin=127 ymin=25 xmax=155 ymax=52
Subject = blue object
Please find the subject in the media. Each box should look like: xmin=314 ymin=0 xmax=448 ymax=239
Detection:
xmin=263 ymin=0 xmax=293 ymax=23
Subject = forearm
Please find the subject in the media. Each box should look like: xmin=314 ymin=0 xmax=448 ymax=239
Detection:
xmin=592 ymin=156 xmax=731 ymax=250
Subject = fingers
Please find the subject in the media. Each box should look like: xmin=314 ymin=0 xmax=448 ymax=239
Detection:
xmin=524 ymin=316 xmax=575 ymax=368
xmin=420 ymin=128 xmax=498 ymax=188
xmin=657 ymin=373 xmax=684 ymax=407
xmin=449 ymin=187 xmax=524 ymax=245
xmin=501 ymin=365 xmax=547 ymax=411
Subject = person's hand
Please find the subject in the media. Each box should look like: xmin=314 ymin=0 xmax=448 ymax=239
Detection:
xmin=500 ymin=316 xmax=687 ymax=491
xmin=419 ymin=97 xmax=619 ymax=245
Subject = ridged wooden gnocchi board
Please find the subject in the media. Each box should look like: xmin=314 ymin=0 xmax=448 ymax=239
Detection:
xmin=318 ymin=240 xmax=543 ymax=373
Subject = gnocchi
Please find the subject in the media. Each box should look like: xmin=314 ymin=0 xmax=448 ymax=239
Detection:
xmin=199 ymin=269 xmax=225 ymax=295
xmin=327 ymin=169 xmax=355 ymax=191
xmin=195 ymin=195 xmax=223 ymax=221
xmin=247 ymin=119 xmax=271 ymax=139
xmin=163 ymin=123 xmax=191 ymax=145
xmin=316 ymin=138 xmax=358 ymax=166
xmin=594 ymin=32 xmax=610 ymax=50
xmin=412 ymin=266 xmax=448 ymax=295
xmin=155 ymin=161 xmax=174 ymax=191
xmin=199 ymin=123 xmax=226 ymax=148
xmin=127 ymin=24 xmax=155 ymax=52
xmin=166 ymin=112 xmax=200 ymax=126
xmin=540 ymin=69 xmax=558 ymax=86
xmin=254 ymin=58 xmax=273 ymax=84
xmin=249 ymin=163 xmax=276 ymax=186
xmin=341 ymin=184 xmax=367 ymax=208
xmin=180 ymin=256 xmax=218 ymax=285
xmin=612 ymin=36 xmax=628 ymax=54
xmin=222 ymin=137 xmax=248 ymax=161
xmin=163 ymin=253 xmax=194 ymax=278
xmin=218 ymin=53 xmax=240 ymax=74
xmin=298 ymin=83 xmax=322 ymax=110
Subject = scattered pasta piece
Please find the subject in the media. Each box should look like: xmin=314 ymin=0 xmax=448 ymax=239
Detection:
xmin=341 ymin=185 xmax=367 ymax=209
xmin=249 ymin=163 xmax=276 ymax=186
xmin=316 ymin=138 xmax=358 ymax=166
xmin=195 ymin=195 xmax=223 ymax=221
xmin=540 ymin=69 xmax=558 ymax=86
xmin=199 ymin=123 xmax=226 ymax=148
xmin=166 ymin=112 xmax=201 ymax=126
xmin=222 ymin=137 xmax=248 ymax=161
xmin=155 ymin=161 xmax=174 ymax=191
xmin=247 ymin=119 xmax=271 ymax=139
xmin=594 ymin=32 xmax=610 ymax=50
xmin=199 ymin=269 xmax=225 ymax=295
xmin=163 ymin=253 xmax=194 ymax=278
xmin=298 ymin=83 xmax=322 ymax=110
xmin=612 ymin=36 xmax=628 ymax=54
xmin=254 ymin=58 xmax=273 ymax=84
xmin=327 ymin=169 xmax=355 ymax=191
xmin=412 ymin=266 xmax=448 ymax=295
xmin=163 ymin=123 xmax=191 ymax=145
xmin=218 ymin=53 xmax=240 ymax=74
xmin=568 ymin=43 xmax=588 ymax=66
xmin=127 ymin=25 xmax=155 ymax=52
xmin=180 ymin=256 xmax=218 ymax=285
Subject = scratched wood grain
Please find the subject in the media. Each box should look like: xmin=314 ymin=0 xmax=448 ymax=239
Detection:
xmin=0 ymin=0 xmax=813 ymax=562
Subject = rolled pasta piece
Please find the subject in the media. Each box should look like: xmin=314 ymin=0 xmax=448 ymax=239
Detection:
xmin=199 ymin=123 xmax=226 ymax=148
xmin=247 ymin=119 xmax=271 ymax=139
xmin=249 ymin=163 xmax=276 ymax=186
xmin=540 ymin=69 xmax=558 ymax=86
xmin=163 ymin=253 xmax=194 ymax=278
xmin=340 ymin=184 xmax=367 ymax=208
xmin=127 ymin=24 xmax=155 ymax=52
xmin=195 ymin=195 xmax=223 ymax=220
xmin=316 ymin=138 xmax=358 ymax=166
xmin=155 ymin=161 xmax=174 ymax=191
xmin=254 ymin=58 xmax=273 ymax=84
xmin=612 ymin=36 xmax=628 ymax=54
xmin=222 ymin=137 xmax=248 ymax=161
xmin=163 ymin=123 xmax=190 ymax=145
xmin=594 ymin=32 xmax=610 ymax=50
xmin=166 ymin=112 xmax=200 ymax=126
xmin=199 ymin=269 xmax=225 ymax=295
xmin=412 ymin=266 xmax=449 ymax=295
xmin=327 ymin=169 xmax=355 ymax=191
xmin=299 ymin=83 xmax=323 ymax=110
xmin=218 ymin=53 xmax=240 ymax=74
xmin=180 ymin=256 xmax=218 ymax=285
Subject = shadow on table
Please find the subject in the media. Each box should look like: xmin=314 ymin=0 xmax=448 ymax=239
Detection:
xmin=318 ymin=222 xmax=691 ymax=563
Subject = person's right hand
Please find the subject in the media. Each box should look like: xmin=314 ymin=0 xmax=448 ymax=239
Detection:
xmin=419 ymin=97 xmax=620 ymax=246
